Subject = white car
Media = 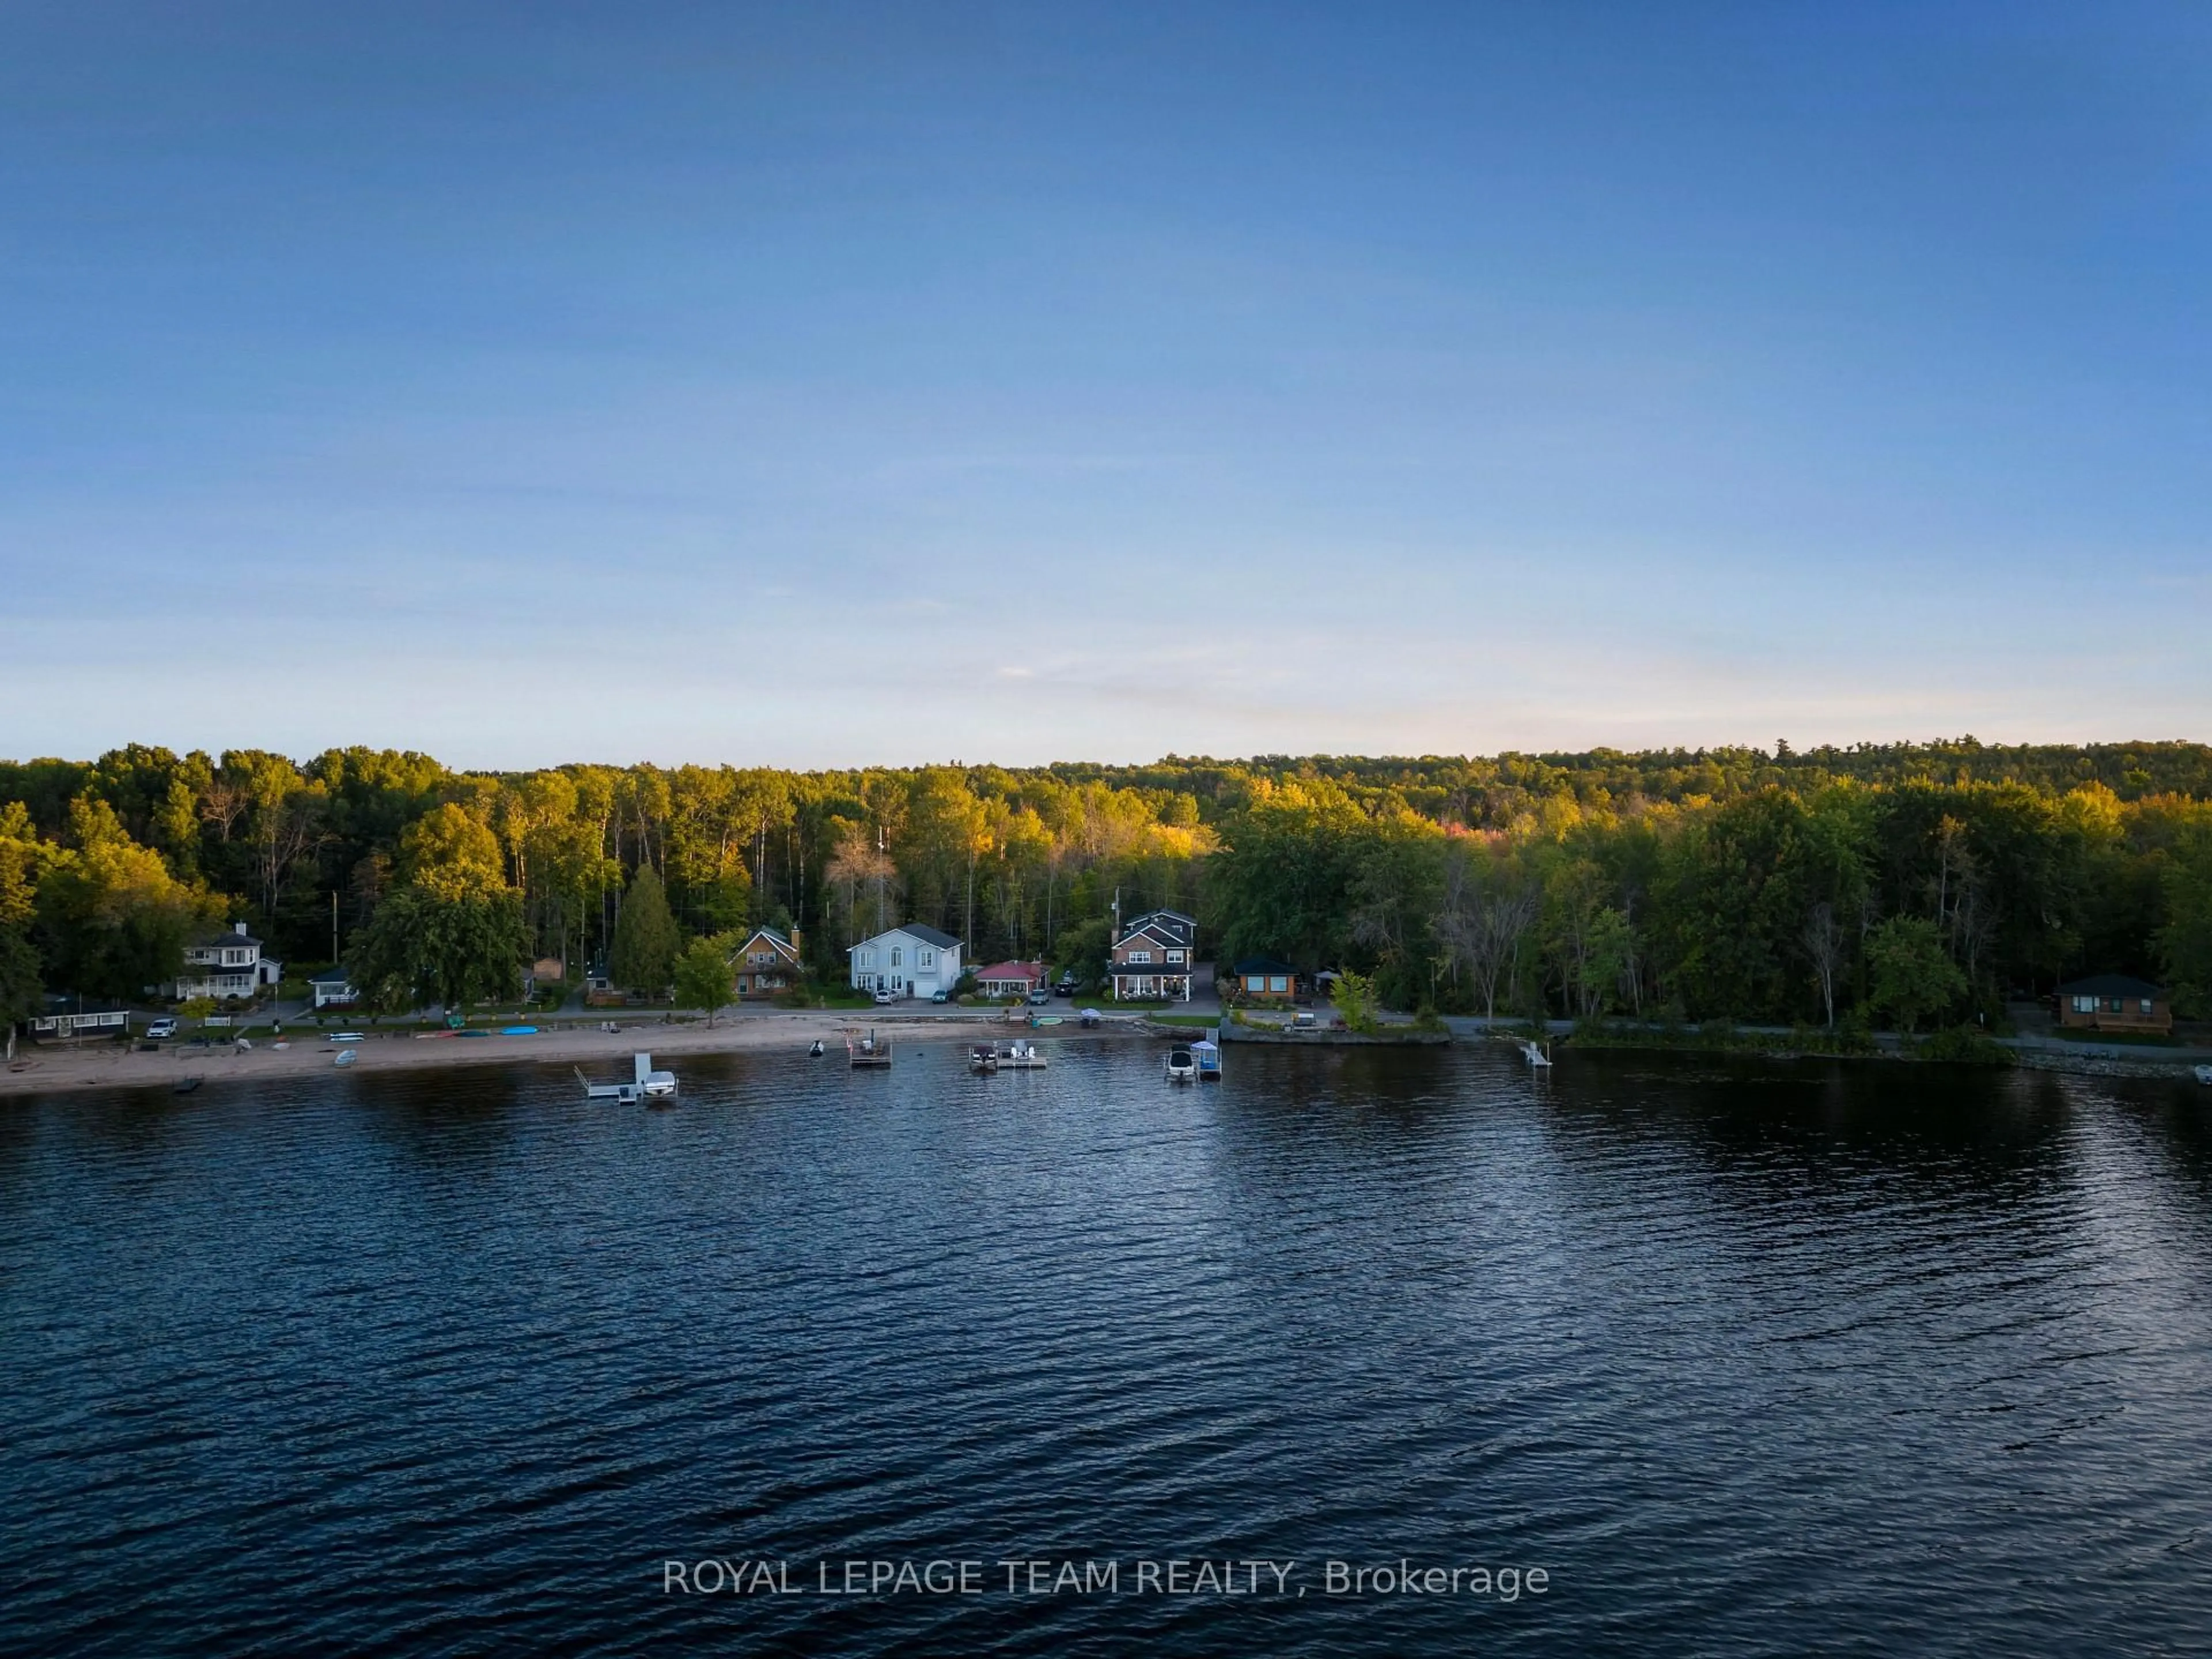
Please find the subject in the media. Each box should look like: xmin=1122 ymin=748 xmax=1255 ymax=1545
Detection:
xmin=145 ymin=1016 xmax=178 ymax=1040
xmin=872 ymin=990 xmax=895 ymax=1005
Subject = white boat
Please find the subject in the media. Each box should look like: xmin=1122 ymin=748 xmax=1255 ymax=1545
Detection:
xmin=575 ymin=1052 xmax=677 ymax=1102
xmin=2196 ymin=1064 xmax=2212 ymax=1086
xmin=333 ymin=1049 xmax=357 ymax=1067
xmin=1165 ymin=1046 xmax=1196 ymax=1082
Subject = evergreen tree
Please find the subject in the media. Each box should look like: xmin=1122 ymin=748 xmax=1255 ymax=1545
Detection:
xmin=609 ymin=866 xmax=679 ymax=993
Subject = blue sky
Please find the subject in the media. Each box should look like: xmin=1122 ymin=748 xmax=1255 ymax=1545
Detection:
xmin=2 ymin=3 xmax=2207 ymax=767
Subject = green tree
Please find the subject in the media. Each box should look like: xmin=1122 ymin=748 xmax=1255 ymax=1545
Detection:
xmin=35 ymin=798 xmax=211 ymax=999
xmin=674 ymin=935 xmax=733 ymax=1025
xmin=609 ymin=865 xmax=679 ymax=993
xmin=1331 ymin=968 xmax=1380 ymax=1034
xmin=347 ymin=803 xmax=525 ymax=1012
xmin=1050 ymin=915 xmax=1112 ymax=990
xmin=350 ymin=884 xmax=525 ymax=1012
xmin=2160 ymin=820 xmax=2212 ymax=1017
xmin=0 ymin=926 xmax=42 ymax=1052
xmin=1866 ymin=915 xmax=1967 ymax=1033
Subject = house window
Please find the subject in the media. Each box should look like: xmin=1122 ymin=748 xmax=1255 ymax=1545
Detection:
xmin=921 ymin=950 xmax=934 ymax=969
xmin=1270 ymin=976 xmax=1289 ymax=993
xmin=1247 ymin=975 xmax=1264 ymax=992
xmin=2104 ymin=997 xmax=2122 ymax=1014
xmin=1166 ymin=950 xmax=1184 ymax=963
xmin=2073 ymin=996 xmax=2094 ymax=1014
xmin=1128 ymin=950 xmax=1152 ymax=964
xmin=892 ymin=947 xmax=904 ymax=968
xmin=2141 ymin=998 xmax=2154 ymax=1014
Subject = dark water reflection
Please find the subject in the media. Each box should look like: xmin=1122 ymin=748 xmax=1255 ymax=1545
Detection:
xmin=4 ymin=1043 xmax=2210 ymax=1656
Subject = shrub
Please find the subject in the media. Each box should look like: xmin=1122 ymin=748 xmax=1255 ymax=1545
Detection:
xmin=1916 ymin=1024 xmax=2016 ymax=1066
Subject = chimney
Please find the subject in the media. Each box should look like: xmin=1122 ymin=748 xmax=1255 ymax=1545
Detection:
xmin=234 ymin=921 xmax=248 ymax=935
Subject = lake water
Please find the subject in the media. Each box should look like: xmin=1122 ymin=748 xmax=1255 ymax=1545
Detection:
xmin=5 ymin=1041 xmax=2211 ymax=1657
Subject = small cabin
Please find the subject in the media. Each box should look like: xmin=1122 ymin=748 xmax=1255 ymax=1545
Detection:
xmin=2055 ymin=974 xmax=2172 ymax=1037
xmin=29 ymin=996 xmax=131 ymax=1040
xmin=975 ymin=960 xmax=1046 ymax=998
xmin=1230 ymin=957 xmax=1297 ymax=1002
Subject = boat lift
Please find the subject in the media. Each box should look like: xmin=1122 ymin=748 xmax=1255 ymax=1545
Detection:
xmin=1191 ymin=1037 xmax=1221 ymax=1081
xmin=575 ymin=1052 xmax=677 ymax=1102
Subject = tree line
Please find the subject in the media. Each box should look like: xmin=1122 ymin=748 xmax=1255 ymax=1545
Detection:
xmin=0 ymin=740 xmax=2206 ymax=1028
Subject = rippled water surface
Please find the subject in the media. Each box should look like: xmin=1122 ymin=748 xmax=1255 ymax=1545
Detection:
xmin=6 ymin=1041 xmax=2212 ymax=1656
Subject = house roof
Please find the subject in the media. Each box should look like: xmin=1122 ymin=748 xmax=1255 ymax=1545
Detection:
xmin=1122 ymin=910 xmax=1195 ymax=944
xmin=2057 ymin=974 xmax=2165 ymax=999
xmin=41 ymin=994 xmax=131 ymax=1015
xmin=1116 ymin=923 xmax=1187 ymax=949
xmin=1232 ymin=956 xmax=1296 ymax=975
xmin=190 ymin=926 xmax=261 ymax=949
xmin=734 ymin=926 xmax=798 ymax=958
xmin=975 ymin=960 xmax=1045 ymax=980
xmin=308 ymin=968 xmax=354 ymax=984
xmin=848 ymin=923 xmax=960 ymax=952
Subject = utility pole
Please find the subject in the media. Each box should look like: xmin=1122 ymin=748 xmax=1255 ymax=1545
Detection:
xmin=331 ymin=890 xmax=339 ymax=964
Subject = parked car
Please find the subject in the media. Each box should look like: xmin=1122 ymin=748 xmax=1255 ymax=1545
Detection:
xmin=1055 ymin=977 xmax=1079 ymax=998
xmin=873 ymin=989 xmax=895 ymax=1005
xmin=931 ymin=990 xmax=949 ymax=1004
xmin=1027 ymin=988 xmax=1051 ymax=1006
xmin=145 ymin=1016 xmax=178 ymax=1040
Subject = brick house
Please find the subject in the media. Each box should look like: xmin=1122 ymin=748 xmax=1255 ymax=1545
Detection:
xmin=1109 ymin=909 xmax=1196 ymax=1002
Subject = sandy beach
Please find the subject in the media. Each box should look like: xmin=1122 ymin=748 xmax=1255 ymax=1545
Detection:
xmin=1 ymin=1011 xmax=1158 ymax=1099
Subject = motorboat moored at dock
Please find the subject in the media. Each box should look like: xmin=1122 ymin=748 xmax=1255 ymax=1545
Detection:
xmin=576 ymin=1052 xmax=677 ymax=1102
xmin=969 ymin=1039 xmax=1048 ymax=1073
xmin=1165 ymin=1046 xmax=1196 ymax=1082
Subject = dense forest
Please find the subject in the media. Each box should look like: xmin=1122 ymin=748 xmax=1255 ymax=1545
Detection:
xmin=1 ymin=739 xmax=2208 ymax=1030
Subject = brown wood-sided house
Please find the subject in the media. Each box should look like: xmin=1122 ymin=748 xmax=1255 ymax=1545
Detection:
xmin=1110 ymin=910 xmax=1196 ymax=1002
xmin=1229 ymin=957 xmax=1297 ymax=1002
xmin=2055 ymin=974 xmax=2172 ymax=1036
xmin=730 ymin=927 xmax=802 ymax=999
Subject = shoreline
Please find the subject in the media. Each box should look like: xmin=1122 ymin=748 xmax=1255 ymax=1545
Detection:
xmin=9 ymin=1015 xmax=2202 ymax=1099
xmin=0 ymin=1013 xmax=1156 ymax=1099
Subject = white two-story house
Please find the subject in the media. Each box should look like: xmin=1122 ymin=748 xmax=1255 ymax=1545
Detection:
xmin=848 ymin=925 xmax=962 ymax=999
xmin=175 ymin=921 xmax=281 ymax=1002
